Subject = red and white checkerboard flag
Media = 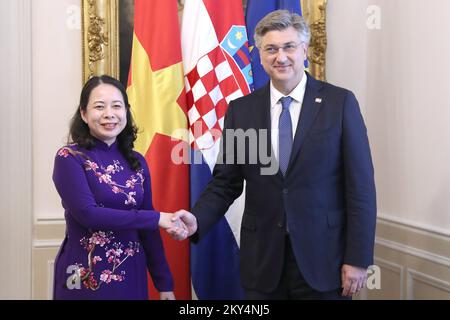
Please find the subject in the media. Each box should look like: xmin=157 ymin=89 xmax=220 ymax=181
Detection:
xmin=185 ymin=46 xmax=243 ymax=151
xmin=182 ymin=0 xmax=249 ymax=156
xmin=181 ymin=0 xmax=252 ymax=299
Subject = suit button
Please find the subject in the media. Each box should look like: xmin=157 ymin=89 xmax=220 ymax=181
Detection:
xmin=283 ymin=189 xmax=288 ymax=194
xmin=277 ymin=222 xmax=284 ymax=228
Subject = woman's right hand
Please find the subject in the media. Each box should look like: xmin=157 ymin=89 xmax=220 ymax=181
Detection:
xmin=159 ymin=211 xmax=191 ymax=240
xmin=158 ymin=212 xmax=176 ymax=229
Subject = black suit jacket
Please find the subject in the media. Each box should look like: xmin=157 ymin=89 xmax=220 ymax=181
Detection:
xmin=191 ymin=73 xmax=377 ymax=293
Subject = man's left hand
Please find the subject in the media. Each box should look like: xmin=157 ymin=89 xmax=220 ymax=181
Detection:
xmin=341 ymin=264 xmax=367 ymax=297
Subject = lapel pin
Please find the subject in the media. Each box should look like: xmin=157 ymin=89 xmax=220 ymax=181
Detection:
xmin=315 ymin=98 xmax=322 ymax=103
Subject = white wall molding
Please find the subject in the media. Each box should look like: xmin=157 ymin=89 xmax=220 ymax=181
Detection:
xmin=374 ymin=257 xmax=405 ymax=299
xmin=406 ymin=269 xmax=450 ymax=300
xmin=32 ymin=218 xmax=65 ymax=298
xmin=35 ymin=218 xmax=66 ymax=224
xmin=33 ymin=240 xmax=64 ymax=249
xmin=0 ymin=0 xmax=33 ymax=300
xmin=32 ymin=0 xmax=82 ymax=222
xmin=376 ymin=237 xmax=450 ymax=268
xmin=378 ymin=213 xmax=450 ymax=239
xmin=374 ymin=216 xmax=450 ymax=299
xmin=47 ymin=261 xmax=55 ymax=300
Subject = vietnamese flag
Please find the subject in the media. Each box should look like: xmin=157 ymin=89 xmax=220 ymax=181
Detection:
xmin=126 ymin=0 xmax=191 ymax=299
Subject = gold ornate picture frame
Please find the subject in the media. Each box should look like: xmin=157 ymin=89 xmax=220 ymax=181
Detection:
xmin=301 ymin=0 xmax=327 ymax=81
xmin=81 ymin=0 xmax=119 ymax=82
xmin=82 ymin=0 xmax=327 ymax=83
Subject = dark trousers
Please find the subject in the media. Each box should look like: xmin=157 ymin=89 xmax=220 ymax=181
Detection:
xmin=245 ymin=237 xmax=350 ymax=300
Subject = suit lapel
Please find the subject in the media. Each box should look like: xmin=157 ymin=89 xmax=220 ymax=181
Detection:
xmin=255 ymin=84 xmax=271 ymax=133
xmin=286 ymin=74 xmax=323 ymax=174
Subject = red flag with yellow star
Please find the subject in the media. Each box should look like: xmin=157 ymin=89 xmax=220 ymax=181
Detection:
xmin=126 ymin=0 xmax=190 ymax=299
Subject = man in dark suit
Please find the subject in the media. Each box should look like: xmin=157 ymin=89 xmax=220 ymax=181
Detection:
xmin=169 ymin=9 xmax=376 ymax=299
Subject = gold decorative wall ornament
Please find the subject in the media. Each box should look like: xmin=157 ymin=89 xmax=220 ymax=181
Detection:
xmin=178 ymin=0 xmax=184 ymax=12
xmin=301 ymin=0 xmax=327 ymax=81
xmin=82 ymin=0 xmax=119 ymax=83
xmin=82 ymin=0 xmax=327 ymax=83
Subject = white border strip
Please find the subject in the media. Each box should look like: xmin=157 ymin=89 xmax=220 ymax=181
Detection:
xmin=406 ymin=268 xmax=450 ymax=299
xmin=33 ymin=240 xmax=63 ymax=249
xmin=376 ymin=237 xmax=450 ymax=268
xmin=378 ymin=213 xmax=450 ymax=238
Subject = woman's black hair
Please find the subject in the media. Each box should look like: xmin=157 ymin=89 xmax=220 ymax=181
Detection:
xmin=68 ymin=75 xmax=141 ymax=170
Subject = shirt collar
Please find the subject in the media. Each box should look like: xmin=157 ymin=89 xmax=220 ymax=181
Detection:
xmin=270 ymin=71 xmax=307 ymax=108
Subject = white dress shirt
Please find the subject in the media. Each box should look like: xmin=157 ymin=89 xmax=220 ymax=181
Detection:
xmin=270 ymin=71 xmax=307 ymax=162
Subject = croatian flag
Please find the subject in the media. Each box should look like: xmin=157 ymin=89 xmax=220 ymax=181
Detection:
xmin=181 ymin=0 xmax=253 ymax=299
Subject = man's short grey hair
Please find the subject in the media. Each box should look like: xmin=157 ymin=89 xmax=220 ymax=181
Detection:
xmin=254 ymin=9 xmax=311 ymax=48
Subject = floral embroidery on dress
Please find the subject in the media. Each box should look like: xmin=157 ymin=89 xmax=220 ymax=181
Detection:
xmin=58 ymin=147 xmax=70 ymax=158
xmin=57 ymin=147 xmax=145 ymax=206
xmin=67 ymin=231 xmax=140 ymax=291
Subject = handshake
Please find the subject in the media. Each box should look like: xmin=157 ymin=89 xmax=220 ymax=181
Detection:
xmin=159 ymin=210 xmax=198 ymax=241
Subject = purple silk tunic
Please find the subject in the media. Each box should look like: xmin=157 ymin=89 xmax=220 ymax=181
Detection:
xmin=52 ymin=139 xmax=173 ymax=299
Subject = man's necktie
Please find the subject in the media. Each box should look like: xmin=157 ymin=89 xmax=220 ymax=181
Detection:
xmin=278 ymin=96 xmax=293 ymax=176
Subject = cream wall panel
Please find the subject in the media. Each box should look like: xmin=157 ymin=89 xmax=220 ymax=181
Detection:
xmin=327 ymin=0 xmax=450 ymax=231
xmin=32 ymin=0 xmax=82 ymax=221
xmin=367 ymin=258 xmax=403 ymax=300
xmin=372 ymin=218 xmax=450 ymax=299
xmin=33 ymin=248 xmax=60 ymax=300
xmin=0 ymin=0 xmax=33 ymax=299
xmin=326 ymin=0 xmax=370 ymax=116
xmin=32 ymin=222 xmax=65 ymax=299
xmin=376 ymin=218 xmax=450 ymax=264
xmin=47 ymin=261 xmax=55 ymax=300
xmin=407 ymin=269 xmax=450 ymax=300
